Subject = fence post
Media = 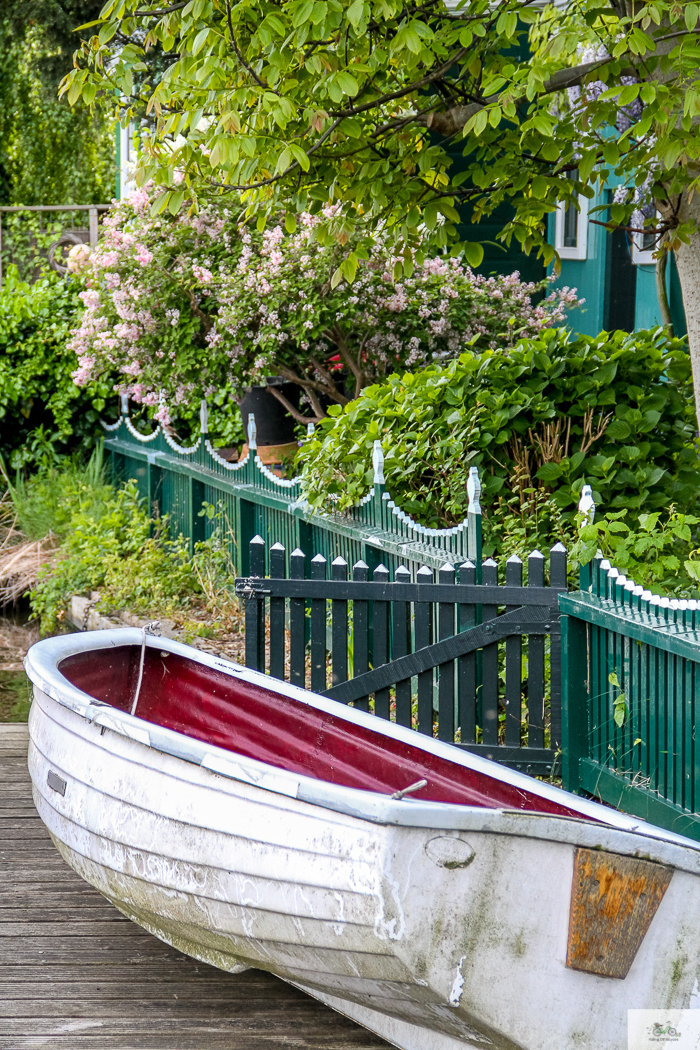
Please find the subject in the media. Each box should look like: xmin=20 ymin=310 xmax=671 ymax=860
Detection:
xmin=466 ymin=467 xmax=482 ymax=580
xmin=549 ymin=542 xmax=567 ymax=751
xmin=310 ymin=554 xmax=327 ymax=692
xmin=372 ymin=441 xmax=386 ymax=523
xmin=244 ymin=535 xmax=266 ymax=672
xmin=505 ymin=555 xmax=523 ymax=748
xmin=269 ymin=542 xmax=286 ymax=681
xmin=561 ymin=612 xmax=589 ymax=793
xmin=289 ymin=548 xmax=306 ymax=687
xmin=331 ymin=557 xmax=348 ymax=689
xmin=437 ymin=562 xmax=456 ymax=742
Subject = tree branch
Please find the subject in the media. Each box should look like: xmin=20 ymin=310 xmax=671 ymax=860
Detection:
xmin=124 ymin=3 xmax=186 ymax=17
xmin=309 ymin=355 xmax=350 ymax=404
xmin=325 ymin=45 xmax=471 ymax=120
xmin=273 ymin=365 xmax=338 ymax=414
xmin=589 ymin=218 xmax=675 ymax=235
xmin=224 ymin=1 xmax=267 ymax=90
xmin=326 ymin=326 xmax=363 ymax=382
xmin=266 ymin=386 xmax=323 ymax=424
xmin=424 ymin=57 xmax=626 ymax=136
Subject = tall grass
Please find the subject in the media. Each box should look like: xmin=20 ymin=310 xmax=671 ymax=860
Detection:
xmin=4 ymin=444 xmax=113 ymax=541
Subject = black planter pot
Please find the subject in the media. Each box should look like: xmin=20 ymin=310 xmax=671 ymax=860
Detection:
xmin=239 ymin=380 xmax=300 ymax=445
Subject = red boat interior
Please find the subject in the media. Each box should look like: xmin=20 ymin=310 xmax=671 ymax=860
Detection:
xmin=60 ymin=644 xmax=593 ymax=819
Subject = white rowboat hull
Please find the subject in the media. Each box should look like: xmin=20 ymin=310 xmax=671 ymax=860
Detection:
xmin=25 ymin=631 xmax=700 ymax=1050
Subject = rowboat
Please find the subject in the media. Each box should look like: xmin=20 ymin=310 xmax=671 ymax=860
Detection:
xmin=24 ymin=629 xmax=700 ymax=1050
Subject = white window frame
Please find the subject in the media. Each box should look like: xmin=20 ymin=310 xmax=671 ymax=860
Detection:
xmin=119 ymin=122 xmax=137 ymax=199
xmin=554 ymin=194 xmax=589 ymax=260
xmin=631 ymin=220 xmax=659 ymax=265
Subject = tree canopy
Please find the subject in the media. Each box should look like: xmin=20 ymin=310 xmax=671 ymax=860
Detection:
xmin=63 ymin=0 xmax=700 ymax=273
xmin=0 ymin=1 xmax=113 ymax=205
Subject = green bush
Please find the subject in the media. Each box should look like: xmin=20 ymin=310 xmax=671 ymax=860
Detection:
xmin=298 ymin=327 xmax=698 ymax=546
xmin=0 ymin=265 xmax=244 ymax=467
xmin=0 ymin=268 xmax=115 ymax=468
xmin=572 ymin=507 xmax=700 ymax=597
xmin=19 ymin=449 xmax=234 ymax=634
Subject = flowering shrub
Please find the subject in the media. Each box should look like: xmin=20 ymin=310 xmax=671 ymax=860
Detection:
xmin=70 ymin=187 xmax=581 ymax=423
xmin=68 ymin=188 xmax=238 ymax=428
xmin=211 ymin=213 xmax=582 ymax=419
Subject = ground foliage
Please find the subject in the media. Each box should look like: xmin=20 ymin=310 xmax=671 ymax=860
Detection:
xmin=298 ymin=327 xmax=698 ymax=545
xmin=9 ymin=448 xmax=239 ymax=635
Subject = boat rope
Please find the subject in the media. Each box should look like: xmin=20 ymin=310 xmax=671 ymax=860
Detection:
xmin=130 ymin=622 xmax=161 ymax=717
xmin=391 ymin=778 xmax=428 ymax=800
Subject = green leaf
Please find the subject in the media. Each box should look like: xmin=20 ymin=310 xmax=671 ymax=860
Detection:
xmin=330 ymin=264 xmax=343 ymax=289
xmin=536 ymin=462 xmax=563 ymax=482
xmin=462 ymin=242 xmax=484 ymax=267
xmin=168 ymin=190 xmax=185 ymax=214
xmin=336 ymin=70 xmax=359 ymax=96
xmin=277 ymin=148 xmax=292 ymax=173
xmin=347 ymin=0 xmax=366 ymax=27
xmin=150 ymin=190 xmax=170 ymax=216
xmin=341 ymin=252 xmax=358 ymax=283
xmin=606 ymin=419 xmax=632 ymax=440
xmin=291 ymin=0 xmax=315 ymax=28
xmin=191 ymin=28 xmax=210 ymax=56
xmin=578 ymin=151 xmax=598 ymax=183
xmin=98 ymin=22 xmax=117 ymax=45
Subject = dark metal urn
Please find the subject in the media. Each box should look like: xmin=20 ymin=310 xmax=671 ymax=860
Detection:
xmin=239 ymin=379 xmax=300 ymax=445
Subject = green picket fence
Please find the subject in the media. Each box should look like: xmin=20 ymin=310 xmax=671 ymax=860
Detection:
xmin=561 ymin=555 xmax=700 ymax=842
xmin=102 ymin=400 xmax=483 ymax=577
xmin=104 ymin=401 xmax=700 ymax=840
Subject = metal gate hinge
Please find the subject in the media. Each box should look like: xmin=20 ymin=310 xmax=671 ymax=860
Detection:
xmin=235 ymin=578 xmax=271 ymax=599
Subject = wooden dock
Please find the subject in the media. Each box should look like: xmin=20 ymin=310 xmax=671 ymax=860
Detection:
xmin=0 ymin=725 xmax=389 ymax=1050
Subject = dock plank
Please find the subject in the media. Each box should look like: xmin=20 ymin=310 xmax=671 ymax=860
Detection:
xmin=0 ymin=725 xmax=389 ymax=1050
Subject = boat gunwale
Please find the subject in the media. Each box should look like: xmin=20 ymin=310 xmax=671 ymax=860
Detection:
xmin=24 ymin=629 xmax=700 ymax=865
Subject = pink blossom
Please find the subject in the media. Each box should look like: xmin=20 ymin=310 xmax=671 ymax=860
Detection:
xmin=192 ymin=265 xmax=213 ymax=283
xmin=134 ymin=245 xmax=153 ymax=267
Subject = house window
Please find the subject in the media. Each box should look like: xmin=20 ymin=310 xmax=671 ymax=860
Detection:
xmin=554 ymin=171 xmax=589 ymax=260
xmin=119 ymin=122 xmax=138 ymax=199
xmin=631 ymin=224 xmax=658 ymax=265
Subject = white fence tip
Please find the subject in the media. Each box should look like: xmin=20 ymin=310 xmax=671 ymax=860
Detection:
xmin=372 ymin=440 xmax=385 ymax=485
xmin=466 ymin=466 xmax=481 ymax=515
xmin=578 ymin=484 xmax=595 ymax=525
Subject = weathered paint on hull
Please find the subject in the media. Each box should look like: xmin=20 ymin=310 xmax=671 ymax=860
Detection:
xmin=27 ymin=685 xmax=700 ymax=1050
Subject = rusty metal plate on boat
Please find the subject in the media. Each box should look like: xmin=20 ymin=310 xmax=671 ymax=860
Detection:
xmin=566 ymin=847 xmax=672 ymax=980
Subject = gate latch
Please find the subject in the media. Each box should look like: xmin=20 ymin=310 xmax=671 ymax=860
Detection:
xmin=235 ymin=577 xmax=272 ymax=599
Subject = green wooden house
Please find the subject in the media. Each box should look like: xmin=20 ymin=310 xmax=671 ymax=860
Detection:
xmin=545 ymin=183 xmax=687 ymax=338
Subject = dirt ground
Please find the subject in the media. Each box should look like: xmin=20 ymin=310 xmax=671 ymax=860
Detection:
xmin=0 ymin=610 xmax=39 ymax=721
xmin=0 ymin=600 xmax=248 ymax=723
